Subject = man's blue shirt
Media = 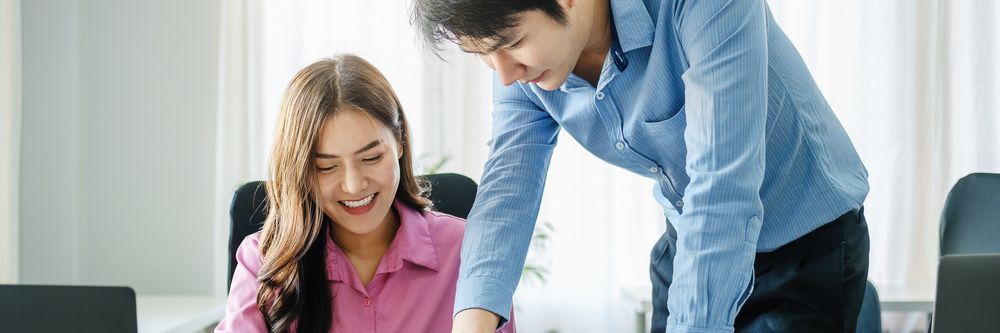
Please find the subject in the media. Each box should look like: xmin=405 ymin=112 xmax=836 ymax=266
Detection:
xmin=454 ymin=0 xmax=869 ymax=331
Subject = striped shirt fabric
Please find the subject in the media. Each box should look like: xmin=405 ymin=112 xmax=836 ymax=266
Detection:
xmin=454 ymin=0 xmax=869 ymax=332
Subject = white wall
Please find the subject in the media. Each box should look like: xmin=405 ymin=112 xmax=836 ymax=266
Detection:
xmin=20 ymin=0 xmax=220 ymax=295
xmin=1 ymin=0 xmax=22 ymax=284
xmin=20 ymin=0 xmax=85 ymax=285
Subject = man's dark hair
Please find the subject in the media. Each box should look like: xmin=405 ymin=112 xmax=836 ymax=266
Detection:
xmin=411 ymin=0 xmax=568 ymax=55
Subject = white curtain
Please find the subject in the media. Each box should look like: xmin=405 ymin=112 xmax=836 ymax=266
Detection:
xmin=213 ymin=0 xmax=265 ymax=296
xmin=0 ymin=0 xmax=22 ymax=284
xmin=767 ymin=0 xmax=1000 ymax=331
xmin=260 ymin=0 xmax=434 ymax=166
xmin=247 ymin=0 xmax=497 ymax=185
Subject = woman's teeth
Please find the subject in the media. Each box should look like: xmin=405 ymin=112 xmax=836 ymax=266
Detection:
xmin=341 ymin=193 xmax=375 ymax=208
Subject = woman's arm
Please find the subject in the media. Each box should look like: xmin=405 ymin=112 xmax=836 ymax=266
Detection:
xmin=215 ymin=235 xmax=269 ymax=333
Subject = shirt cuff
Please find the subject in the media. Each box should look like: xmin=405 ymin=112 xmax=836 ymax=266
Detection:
xmin=453 ymin=275 xmax=516 ymax=327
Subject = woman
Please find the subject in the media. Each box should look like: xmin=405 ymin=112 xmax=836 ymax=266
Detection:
xmin=216 ymin=54 xmax=515 ymax=332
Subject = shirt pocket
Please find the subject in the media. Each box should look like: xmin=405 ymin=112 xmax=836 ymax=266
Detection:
xmin=639 ymin=105 xmax=687 ymax=139
xmin=633 ymin=105 xmax=690 ymax=197
xmin=635 ymin=105 xmax=688 ymax=161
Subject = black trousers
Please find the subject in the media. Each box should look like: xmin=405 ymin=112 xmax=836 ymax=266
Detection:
xmin=649 ymin=208 xmax=870 ymax=333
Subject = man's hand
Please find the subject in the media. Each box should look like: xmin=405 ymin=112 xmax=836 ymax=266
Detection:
xmin=452 ymin=308 xmax=501 ymax=333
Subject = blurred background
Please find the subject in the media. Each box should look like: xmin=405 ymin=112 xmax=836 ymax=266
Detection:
xmin=1 ymin=0 xmax=998 ymax=332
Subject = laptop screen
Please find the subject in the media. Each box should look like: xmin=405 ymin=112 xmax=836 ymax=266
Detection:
xmin=932 ymin=254 xmax=1000 ymax=333
xmin=0 ymin=284 xmax=137 ymax=333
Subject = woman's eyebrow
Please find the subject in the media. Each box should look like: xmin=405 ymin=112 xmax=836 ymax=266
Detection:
xmin=315 ymin=139 xmax=381 ymax=159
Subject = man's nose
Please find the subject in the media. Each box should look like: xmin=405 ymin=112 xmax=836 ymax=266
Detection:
xmin=484 ymin=52 xmax=524 ymax=86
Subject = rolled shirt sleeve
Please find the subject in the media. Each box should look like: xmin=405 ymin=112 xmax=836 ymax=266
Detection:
xmin=666 ymin=0 xmax=768 ymax=331
xmin=453 ymin=74 xmax=561 ymax=327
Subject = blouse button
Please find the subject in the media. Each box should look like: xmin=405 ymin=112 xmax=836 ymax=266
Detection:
xmin=363 ymin=297 xmax=372 ymax=306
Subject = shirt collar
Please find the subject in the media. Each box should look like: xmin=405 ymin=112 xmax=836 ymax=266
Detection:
xmin=610 ymin=0 xmax=655 ymax=53
xmin=557 ymin=0 xmax=655 ymax=92
xmin=326 ymin=199 xmax=440 ymax=281
xmin=386 ymin=200 xmax=440 ymax=272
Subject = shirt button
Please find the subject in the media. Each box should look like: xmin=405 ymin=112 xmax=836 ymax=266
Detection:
xmin=363 ymin=297 xmax=372 ymax=306
xmin=615 ymin=142 xmax=625 ymax=150
xmin=595 ymin=91 xmax=605 ymax=100
xmin=675 ymin=200 xmax=684 ymax=208
xmin=649 ymin=166 xmax=659 ymax=174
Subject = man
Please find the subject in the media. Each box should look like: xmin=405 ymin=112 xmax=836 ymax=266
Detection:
xmin=411 ymin=0 xmax=871 ymax=332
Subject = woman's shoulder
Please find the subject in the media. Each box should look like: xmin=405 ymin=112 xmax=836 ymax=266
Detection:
xmin=421 ymin=209 xmax=467 ymax=238
xmin=240 ymin=231 xmax=264 ymax=249
xmin=421 ymin=209 xmax=466 ymax=223
xmin=234 ymin=231 xmax=265 ymax=271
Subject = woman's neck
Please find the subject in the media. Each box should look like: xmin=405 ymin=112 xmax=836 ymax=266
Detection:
xmin=332 ymin=208 xmax=400 ymax=260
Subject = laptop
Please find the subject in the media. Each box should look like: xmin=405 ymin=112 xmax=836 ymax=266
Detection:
xmin=0 ymin=284 xmax=137 ymax=333
xmin=932 ymin=254 xmax=1000 ymax=333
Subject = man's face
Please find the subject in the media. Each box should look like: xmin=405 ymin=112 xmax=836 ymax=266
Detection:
xmin=459 ymin=4 xmax=590 ymax=91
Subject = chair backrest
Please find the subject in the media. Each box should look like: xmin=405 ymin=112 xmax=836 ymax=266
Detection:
xmin=227 ymin=173 xmax=479 ymax=289
xmin=855 ymin=280 xmax=882 ymax=333
xmin=939 ymin=173 xmax=1000 ymax=256
xmin=0 ymin=284 xmax=137 ymax=333
xmin=228 ymin=180 xmax=269 ymax=290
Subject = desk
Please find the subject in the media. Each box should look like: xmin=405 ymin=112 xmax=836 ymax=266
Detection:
xmin=622 ymin=285 xmax=934 ymax=333
xmin=875 ymin=286 xmax=935 ymax=331
xmin=137 ymin=295 xmax=226 ymax=333
xmin=880 ymin=299 xmax=934 ymax=313
xmin=622 ymin=286 xmax=652 ymax=333
xmin=876 ymin=286 xmax=935 ymax=313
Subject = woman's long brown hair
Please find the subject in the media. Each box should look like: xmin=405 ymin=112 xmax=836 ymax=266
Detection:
xmin=256 ymin=54 xmax=431 ymax=332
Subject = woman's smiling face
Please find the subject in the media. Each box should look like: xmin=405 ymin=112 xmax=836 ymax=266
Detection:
xmin=313 ymin=108 xmax=402 ymax=238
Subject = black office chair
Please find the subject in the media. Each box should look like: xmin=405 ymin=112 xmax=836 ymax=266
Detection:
xmin=227 ymin=173 xmax=479 ymax=289
xmin=915 ymin=173 xmax=1000 ymax=330
xmin=856 ymin=281 xmax=882 ymax=333
xmin=939 ymin=173 xmax=1000 ymax=256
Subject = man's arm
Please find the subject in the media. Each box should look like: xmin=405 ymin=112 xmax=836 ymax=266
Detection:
xmin=666 ymin=0 xmax=769 ymax=332
xmin=453 ymin=74 xmax=560 ymax=330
